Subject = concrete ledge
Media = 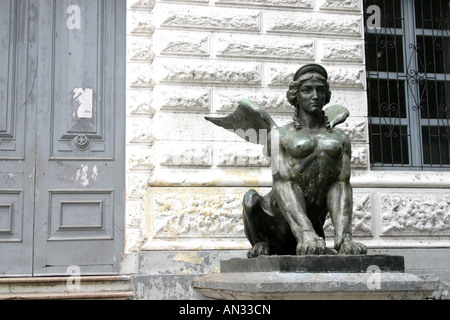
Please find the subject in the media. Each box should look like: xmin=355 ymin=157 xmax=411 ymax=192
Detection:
xmin=193 ymin=272 xmax=439 ymax=300
xmin=133 ymin=274 xmax=206 ymax=300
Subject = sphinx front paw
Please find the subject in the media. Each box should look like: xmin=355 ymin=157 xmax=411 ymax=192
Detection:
xmin=247 ymin=242 xmax=270 ymax=258
xmin=335 ymin=235 xmax=367 ymax=255
xmin=296 ymin=235 xmax=327 ymax=255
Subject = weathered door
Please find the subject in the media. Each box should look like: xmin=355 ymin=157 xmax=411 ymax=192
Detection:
xmin=0 ymin=0 xmax=126 ymax=276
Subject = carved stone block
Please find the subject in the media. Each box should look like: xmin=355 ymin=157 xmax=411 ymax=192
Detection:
xmin=381 ymin=194 xmax=450 ymax=235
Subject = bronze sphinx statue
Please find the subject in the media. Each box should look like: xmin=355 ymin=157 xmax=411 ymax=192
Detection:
xmin=206 ymin=64 xmax=367 ymax=257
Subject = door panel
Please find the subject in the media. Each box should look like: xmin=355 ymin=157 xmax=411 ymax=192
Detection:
xmin=50 ymin=0 xmax=115 ymax=159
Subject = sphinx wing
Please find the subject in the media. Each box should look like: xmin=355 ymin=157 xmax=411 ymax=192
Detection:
xmin=205 ymin=99 xmax=278 ymax=145
xmin=324 ymin=104 xmax=350 ymax=129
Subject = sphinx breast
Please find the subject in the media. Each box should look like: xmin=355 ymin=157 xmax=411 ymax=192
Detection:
xmin=288 ymin=138 xmax=315 ymax=158
xmin=318 ymin=139 xmax=343 ymax=158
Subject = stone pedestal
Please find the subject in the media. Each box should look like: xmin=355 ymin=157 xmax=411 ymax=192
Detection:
xmin=193 ymin=255 xmax=439 ymax=300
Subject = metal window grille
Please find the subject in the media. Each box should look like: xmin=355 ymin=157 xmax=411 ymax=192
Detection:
xmin=364 ymin=0 xmax=450 ymax=170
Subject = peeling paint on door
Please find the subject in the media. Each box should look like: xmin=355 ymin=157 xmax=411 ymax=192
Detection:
xmin=75 ymin=164 xmax=99 ymax=187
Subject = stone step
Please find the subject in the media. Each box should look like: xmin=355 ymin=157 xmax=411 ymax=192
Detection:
xmin=0 ymin=276 xmax=133 ymax=300
xmin=0 ymin=291 xmax=134 ymax=300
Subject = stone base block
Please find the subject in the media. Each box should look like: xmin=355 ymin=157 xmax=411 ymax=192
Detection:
xmin=221 ymin=255 xmax=405 ymax=273
xmin=193 ymin=272 xmax=439 ymax=300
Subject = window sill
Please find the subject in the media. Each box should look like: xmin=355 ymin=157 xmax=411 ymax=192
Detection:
xmin=352 ymin=170 xmax=450 ymax=188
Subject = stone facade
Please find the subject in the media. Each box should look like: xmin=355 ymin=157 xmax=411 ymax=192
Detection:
xmin=125 ymin=0 xmax=450 ymax=256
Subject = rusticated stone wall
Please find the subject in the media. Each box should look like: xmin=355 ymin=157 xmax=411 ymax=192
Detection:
xmin=125 ymin=0 xmax=450 ymax=253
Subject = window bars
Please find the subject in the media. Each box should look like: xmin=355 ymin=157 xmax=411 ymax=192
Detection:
xmin=364 ymin=0 xmax=450 ymax=170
